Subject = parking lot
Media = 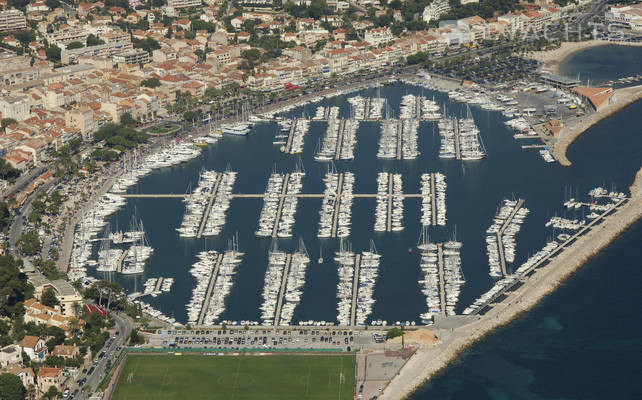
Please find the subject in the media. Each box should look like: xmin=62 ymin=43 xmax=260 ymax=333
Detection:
xmin=148 ymin=327 xmax=388 ymax=351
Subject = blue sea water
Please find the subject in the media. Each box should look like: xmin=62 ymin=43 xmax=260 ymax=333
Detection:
xmin=411 ymin=44 xmax=642 ymax=399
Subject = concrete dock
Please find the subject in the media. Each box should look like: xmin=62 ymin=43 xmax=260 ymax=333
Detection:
xmin=396 ymin=120 xmax=403 ymax=160
xmin=350 ymin=254 xmax=362 ymax=326
xmin=437 ymin=244 xmax=446 ymax=315
xmin=331 ymin=173 xmax=345 ymax=238
xmin=274 ymin=253 xmax=293 ymax=326
xmin=197 ymin=253 xmax=224 ymax=325
xmin=196 ymin=173 xmax=223 ymax=238
xmin=272 ymin=173 xmax=290 ymax=238
xmin=387 ymin=173 xmax=393 ymax=232
xmin=496 ymin=199 xmax=525 ymax=276
xmin=335 ymin=119 xmax=346 ymax=160
xmin=453 ymin=119 xmax=462 ymax=160
xmin=116 ymin=249 xmax=128 ymax=273
xmin=153 ymin=278 xmax=163 ymax=292
xmin=430 ymin=173 xmax=437 ymax=226
xmin=284 ymin=119 xmax=297 ymax=154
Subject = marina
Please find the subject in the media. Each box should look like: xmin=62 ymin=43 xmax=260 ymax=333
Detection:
xmin=281 ymin=119 xmax=310 ymax=155
xmin=485 ymin=199 xmax=528 ymax=277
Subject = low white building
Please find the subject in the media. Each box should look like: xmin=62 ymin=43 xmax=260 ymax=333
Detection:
xmin=422 ymin=0 xmax=451 ymax=23
xmin=605 ymin=4 xmax=642 ymax=31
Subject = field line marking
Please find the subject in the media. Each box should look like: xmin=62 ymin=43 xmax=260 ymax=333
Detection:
xmin=305 ymin=365 xmax=311 ymax=396
xmin=156 ymin=366 xmax=169 ymax=399
xmin=230 ymin=356 xmax=243 ymax=400
xmin=338 ymin=356 xmax=344 ymax=400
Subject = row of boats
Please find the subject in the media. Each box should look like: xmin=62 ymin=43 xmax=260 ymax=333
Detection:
xmin=255 ymin=172 xmax=305 ymax=238
xmin=314 ymin=118 xmax=360 ymax=161
xmin=377 ymin=119 xmax=419 ymax=160
xmin=259 ymin=241 xmax=310 ymax=326
xmin=486 ymin=199 xmax=529 ymax=278
xmin=142 ymin=277 xmax=174 ymax=297
xmin=355 ymin=242 xmax=381 ymax=326
xmin=280 ymin=119 xmax=310 ymax=154
xmin=438 ymin=113 xmax=487 ymax=160
xmin=420 ymin=173 xmax=447 ymax=226
xmin=347 ymin=96 xmax=385 ymax=120
xmin=374 ymin=172 xmax=404 ymax=232
xmin=312 ymin=105 xmax=339 ymax=120
xmin=399 ymin=94 xmax=441 ymax=120
xmin=318 ymin=172 xmax=355 ymax=238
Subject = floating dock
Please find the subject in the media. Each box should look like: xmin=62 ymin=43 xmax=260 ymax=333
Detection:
xmin=197 ymin=253 xmax=224 ymax=326
xmin=437 ymin=244 xmax=446 ymax=316
xmin=274 ymin=253 xmax=293 ymax=326
xmin=272 ymin=173 xmax=290 ymax=238
xmin=196 ymin=173 xmax=223 ymax=239
xmin=396 ymin=120 xmax=403 ymax=160
xmin=497 ymin=199 xmax=525 ymax=276
xmin=117 ymin=249 xmax=128 ymax=273
xmin=350 ymin=254 xmax=362 ymax=326
xmin=330 ymin=173 xmax=345 ymax=238
xmin=453 ymin=119 xmax=462 ymax=160
xmin=334 ymin=119 xmax=346 ymax=160
xmin=430 ymin=174 xmax=437 ymax=225
xmin=154 ymin=278 xmax=163 ymax=292
xmin=387 ymin=174 xmax=393 ymax=231
xmin=284 ymin=119 xmax=297 ymax=154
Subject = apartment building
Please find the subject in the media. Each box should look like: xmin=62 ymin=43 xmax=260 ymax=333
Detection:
xmin=167 ymin=0 xmax=202 ymax=8
xmin=0 ymin=9 xmax=27 ymax=31
xmin=113 ymin=48 xmax=151 ymax=65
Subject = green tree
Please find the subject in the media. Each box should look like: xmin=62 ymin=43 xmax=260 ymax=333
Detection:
xmin=43 ymin=385 xmax=59 ymax=400
xmin=86 ymin=34 xmax=105 ymax=46
xmin=45 ymin=45 xmax=61 ymax=62
xmin=140 ymin=77 xmax=161 ymax=88
xmin=66 ymin=41 xmax=84 ymax=50
xmin=120 ymin=112 xmax=136 ymax=126
xmin=18 ymin=231 xmax=40 ymax=256
xmin=0 ymin=373 xmax=25 ymax=400
xmin=41 ymin=287 xmax=59 ymax=307
xmin=1 ymin=118 xmax=17 ymax=129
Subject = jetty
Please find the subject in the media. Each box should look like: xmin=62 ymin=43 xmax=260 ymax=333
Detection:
xmin=453 ymin=119 xmax=462 ymax=160
xmin=274 ymin=253 xmax=293 ymax=326
xmin=284 ymin=119 xmax=297 ymax=154
xmin=196 ymin=173 xmax=223 ymax=238
xmin=396 ymin=120 xmax=403 ymax=160
xmin=350 ymin=254 xmax=362 ymax=326
xmin=272 ymin=173 xmax=290 ymax=238
xmin=197 ymin=253 xmax=224 ymax=325
xmin=496 ymin=199 xmax=525 ymax=276
xmin=116 ymin=249 xmax=128 ymax=273
xmin=334 ymin=119 xmax=346 ymax=160
xmin=153 ymin=278 xmax=163 ymax=292
xmin=387 ymin=173 xmax=393 ymax=231
xmin=331 ymin=173 xmax=345 ymax=238
xmin=430 ymin=174 xmax=437 ymax=225
xmin=437 ymin=244 xmax=446 ymax=315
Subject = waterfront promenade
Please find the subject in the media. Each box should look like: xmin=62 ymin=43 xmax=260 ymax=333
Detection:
xmin=382 ymin=167 xmax=642 ymax=400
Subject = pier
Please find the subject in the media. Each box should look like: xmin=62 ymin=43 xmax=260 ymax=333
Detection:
xmin=453 ymin=119 xmax=462 ymax=160
xmin=331 ymin=173 xmax=345 ymax=238
xmin=197 ymin=253 xmax=224 ymax=326
xmin=153 ymin=278 xmax=163 ymax=292
xmin=196 ymin=173 xmax=223 ymax=238
xmin=274 ymin=253 xmax=293 ymax=326
xmin=120 ymin=192 xmax=425 ymax=199
xmin=284 ymin=119 xmax=297 ymax=154
xmin=496 ymin=199 xmax=525 ymax=276
xmin=272 ymin=173 xmax=290 ymax=238
xmin=521 ymin=144 xmax=548 ymax=149
xmin=387 ymin=173 xmax=393 ymax=231
xmin=116 ymin=249 xmax=128 ymax=273
xmin=430 ymin=173 xmax=437 ymax=225
xmin=437 ymin=244 xmax=446 ymax=315
xmin=396 ymin=120 xmax=402 ymax=160
xmin=335 ymin=119 xmax=346 ymax=160
xmin=471 ymin=197 xmax=628 ymax=315
xmin=350 ymin=254 xmax=362 ymax=326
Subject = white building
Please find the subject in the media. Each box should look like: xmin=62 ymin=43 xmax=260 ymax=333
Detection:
xmin=364 ymin=27 xmax=393 ymax=47
xmin=0 ymin=9 xmax=27 ymax=31
xmin=422 ymin=0 xmax=451 ymax=23
xmin=113 ymin=48 xmax=151 ymax=65
xmin=0 ymin=96 xmax=30 ymax=121
xmin=167 ymin=0 xmax=202 ymax=8
xmin=605 ymin=4 xmax=642 ymax=31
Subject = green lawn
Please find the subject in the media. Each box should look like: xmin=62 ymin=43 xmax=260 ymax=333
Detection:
xmin=147 ymin=124 xmax=181 ymax=135
xmin=112 ymin=354 xmax=355 ymax=400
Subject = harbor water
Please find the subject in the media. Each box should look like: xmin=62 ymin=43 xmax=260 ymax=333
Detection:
xmin=559 ymin=44 xmax=642 ymax=85
xmin=92 ymin=80 xmax=642 ymax=326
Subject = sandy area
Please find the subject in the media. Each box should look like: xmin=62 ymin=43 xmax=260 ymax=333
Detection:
xmin=382 ymin=167 xmax=642 ymax=400
xmin=552 ymin=84 xmax=642 ymax=166
xmin=527 ymin=41 xmax=608 ymax=74
xmin=387 ymin=329 xmax=439 ymax=346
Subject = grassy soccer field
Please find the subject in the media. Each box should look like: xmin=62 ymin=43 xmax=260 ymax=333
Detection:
xmin=112 ymin=354 xmax=355 ymax=400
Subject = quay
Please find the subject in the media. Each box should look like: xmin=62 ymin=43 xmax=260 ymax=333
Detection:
xmin=521 ymin=144 xmax=548 ymax=149
xmin=331 ymin=173 xmax=345 ymax=238
xmin=196 ymin=173 xmax=223 ymax=238
xmin=116 ymin=249 xmax=128 ymax=273
xmin=437 ymin=244 xmax=446 ymax=315
xmin=274 ymin=253 xmax=293 ymax=326
xmin=197 ymin=253 xmax=224 ymax=325
xmin=335 ymin=119 xmax=346 ymax=160
xmin=497 ymin=199 xmax=525 ymax=276
xmin=387 ymin=173 xmax=393 ymax=231
xmin=453 ymin=119 xmax=462 ymax=160
xmin=416 ymin=96 xmax=422 ymax=119
xmin=471 ymin=197 xmax=627 ymax=315
xmin=514 ymin=134 xmax=540 ymax=139
xmin=119 ymin=192 xmax=425 ymax=199
xmin=350 ymin=254 xmax=362 ymax=326
xmin=272 ymin=173 xmax=290 ymax=238
xmin=364 ymin=97 xmax=371 ymax=117
xmin=430 ymin=173 xmax=437 ymax=225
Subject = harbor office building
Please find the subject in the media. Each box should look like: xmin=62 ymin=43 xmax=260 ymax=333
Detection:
xmin=539 ymin=73 xmax=580 ymax=89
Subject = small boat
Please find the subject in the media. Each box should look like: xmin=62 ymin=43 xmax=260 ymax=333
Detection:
xmin=318 ymin=246 xmax=323 ymax=264
xmin=408 ymin=247 xmax=413 ymax=254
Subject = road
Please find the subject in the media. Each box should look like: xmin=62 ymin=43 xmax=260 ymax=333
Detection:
xmin=68 ymin=311 xmax=133 ymax=399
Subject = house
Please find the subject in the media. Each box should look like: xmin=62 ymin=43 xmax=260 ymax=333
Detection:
xmin=32 ymin=279 xmax=83 ymax=317
xmin=52 ymin=345 xmax=80 ymax=360
xmin=0 ymin=364 xmax=36 ymax=397
xmin=65 ymin=106 xmax=95 ymax=137
xmin=20 ymin=336 xmax=48 ymax=361
xmin=37 ymin=367 xmax=62 ymax=394
xmin=364 ymin=27 xmax=393 ymax=47
xmin=0 ymin=344 xmax=22 ymax=367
